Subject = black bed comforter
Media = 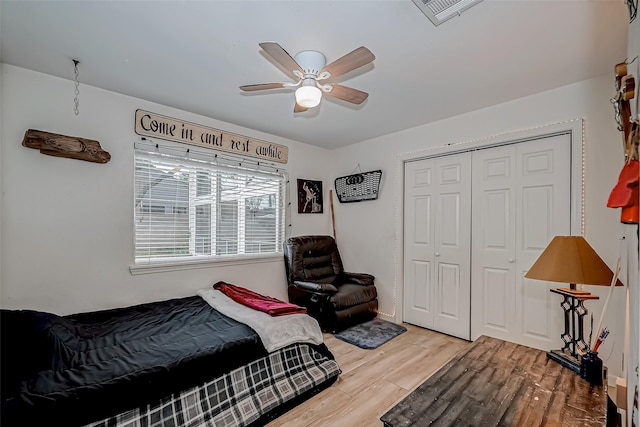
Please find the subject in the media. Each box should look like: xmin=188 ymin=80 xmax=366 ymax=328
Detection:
xmin=1 ymin=295 xmax=267 ymax=426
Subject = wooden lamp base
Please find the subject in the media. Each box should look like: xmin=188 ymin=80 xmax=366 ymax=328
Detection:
xmin=556 ymin=283 xmax=598 ymax=299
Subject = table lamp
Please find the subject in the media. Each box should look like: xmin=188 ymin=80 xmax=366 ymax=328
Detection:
xmin=524 ymin=236 xmax=623 ymax=372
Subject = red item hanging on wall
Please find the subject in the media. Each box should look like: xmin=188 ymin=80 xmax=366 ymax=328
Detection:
xmin=607 ymin=159 xmax=639 ymax=224
xmin=608 ymin=61 xmax=638 ymax=224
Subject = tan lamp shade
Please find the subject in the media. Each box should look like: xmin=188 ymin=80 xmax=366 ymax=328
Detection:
xmin=524 ymin=236 xmax=623 ymax=291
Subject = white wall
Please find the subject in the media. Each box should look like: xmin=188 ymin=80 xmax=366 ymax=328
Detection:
xmin=625 ymin=10 xmax=639 ymax=425
xmin=332 ymin=73 xmax=629 ymax=380
xmin=0 ymin=64 xmax=333 ymax=315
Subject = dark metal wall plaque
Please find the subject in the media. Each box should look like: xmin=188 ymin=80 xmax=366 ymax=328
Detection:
xmin=334 ymin=170 xmax=382 ymax=203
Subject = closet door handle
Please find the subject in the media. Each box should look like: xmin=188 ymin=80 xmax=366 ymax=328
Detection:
xmin=508 ymin=257 xmax=515 ymax=263
xmin=435 ymin=252 xmax=441 ymax=257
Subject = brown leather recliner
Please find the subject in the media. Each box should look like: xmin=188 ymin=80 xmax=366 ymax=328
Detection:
xmin=283 ymin=235 xmax=378 ymax=333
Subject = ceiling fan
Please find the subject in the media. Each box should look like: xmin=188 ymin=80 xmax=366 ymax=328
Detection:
xmin=240 ymin=42 xmax=375 ymax=113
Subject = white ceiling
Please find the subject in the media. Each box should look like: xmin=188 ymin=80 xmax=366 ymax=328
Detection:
xmin=0 ymin=0 xmax=629 ymax=149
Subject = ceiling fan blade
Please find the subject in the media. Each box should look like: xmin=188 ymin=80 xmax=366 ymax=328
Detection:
xmin=326 ymin=84 xmax=369 ymax=104
xmin=240 ymin=83 xmax=286 ymax=91
xmin=321 ymin=47 xmax=375 ymax=79
xmin=259 ymin=42 xmax=303 ymax=80
xmin=294 ymin=103 xmax=308 ymax=113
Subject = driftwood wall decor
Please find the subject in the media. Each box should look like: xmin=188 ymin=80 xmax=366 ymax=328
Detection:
xmin=22 ymin=129 xmax=111 ymax=164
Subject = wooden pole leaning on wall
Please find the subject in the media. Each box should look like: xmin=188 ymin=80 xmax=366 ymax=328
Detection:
xmin=22 ymin=129 xmax=111 ymax=164
xmin=330 ymin=189 xmax=337 ymax=243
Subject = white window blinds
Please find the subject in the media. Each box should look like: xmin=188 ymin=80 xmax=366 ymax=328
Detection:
xmin=134 ymin=148 xmax=286 ymax=264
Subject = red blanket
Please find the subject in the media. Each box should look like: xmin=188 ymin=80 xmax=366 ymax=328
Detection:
xmin=213 ymin=281 xmax=307 ymax=317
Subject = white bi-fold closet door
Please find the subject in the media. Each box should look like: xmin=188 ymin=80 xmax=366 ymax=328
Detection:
xmin=403 ymin=152 xmax=472 ymax=340
xmin=470 ymin=135 xmax=570 ymax=349
xmin=403 ymin=133 xmax=571 ymax=349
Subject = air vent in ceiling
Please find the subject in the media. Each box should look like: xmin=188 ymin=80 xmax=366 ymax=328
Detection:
xmin=412 ymin=0 xmax=484 ymax=26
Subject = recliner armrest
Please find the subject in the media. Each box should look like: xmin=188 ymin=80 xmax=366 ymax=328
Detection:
xmin=341 ymin=272 xmax=375 ymax=286
xmin=293 ymin=281 xmax=338 ymax=294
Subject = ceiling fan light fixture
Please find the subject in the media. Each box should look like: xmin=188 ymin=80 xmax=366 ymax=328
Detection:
xmin=295 ymin=84 xmax=322 ymax=108
xmin=242 ymin=43 xmax=375 ymax=112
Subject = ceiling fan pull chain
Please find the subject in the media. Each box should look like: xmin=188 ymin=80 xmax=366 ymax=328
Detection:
xmin=73 ymin=59 xmax=80 ymax=116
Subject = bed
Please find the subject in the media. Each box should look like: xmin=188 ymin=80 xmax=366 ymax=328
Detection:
xmin=0 ymin=286 xmax=341 ymax=427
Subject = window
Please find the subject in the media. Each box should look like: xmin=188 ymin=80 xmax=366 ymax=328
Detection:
xmin=134 ymin=148 xmax=286 ymax=265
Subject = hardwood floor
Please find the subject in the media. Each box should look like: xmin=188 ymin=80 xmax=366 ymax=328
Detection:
xmin=266 ymin=323 xmax=470 ymax=427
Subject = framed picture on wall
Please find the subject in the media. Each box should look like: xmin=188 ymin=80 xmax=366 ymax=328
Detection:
xmin=297 ymin=179 xmax=323 ymax=214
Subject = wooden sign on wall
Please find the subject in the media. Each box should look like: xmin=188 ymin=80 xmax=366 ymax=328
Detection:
xmin=134 ymin=109 xmax=288 ymax=164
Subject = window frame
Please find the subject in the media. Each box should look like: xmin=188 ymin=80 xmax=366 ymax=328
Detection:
xmin=130 ymin=144 xmax=287 ymax=275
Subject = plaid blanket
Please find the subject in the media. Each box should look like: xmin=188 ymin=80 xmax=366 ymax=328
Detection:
xmin=85 ymin=343 xmax=340 ymax=427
